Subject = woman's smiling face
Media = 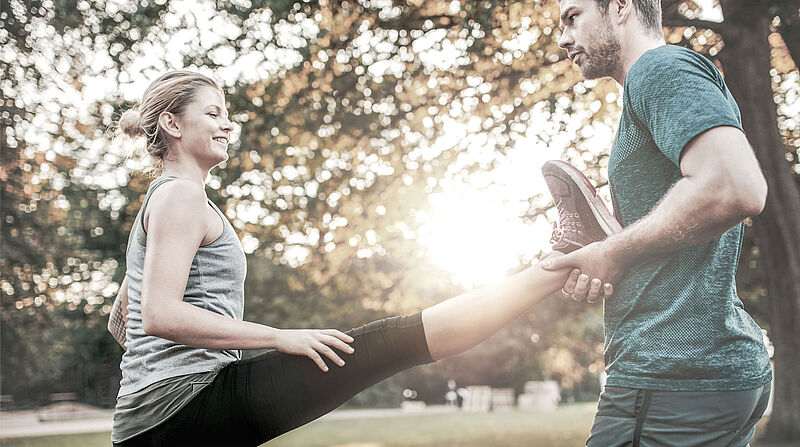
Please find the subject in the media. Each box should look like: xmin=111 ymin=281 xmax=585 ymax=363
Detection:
xmin=173 ymin=86 xmax=234 ymax=168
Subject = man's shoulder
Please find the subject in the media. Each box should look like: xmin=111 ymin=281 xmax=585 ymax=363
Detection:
xmin=627 ymin=45 xmax=717 ymax=89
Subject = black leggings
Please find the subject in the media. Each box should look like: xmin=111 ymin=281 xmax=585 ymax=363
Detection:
xmin=115 ymin=313 xmax=433 ymax=446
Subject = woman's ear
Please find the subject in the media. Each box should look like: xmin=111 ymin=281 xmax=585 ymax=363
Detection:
xmin=159 ymin=112 xmax=181 ymax=139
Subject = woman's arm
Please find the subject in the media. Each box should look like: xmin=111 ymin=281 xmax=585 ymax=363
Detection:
xmin=108 ymin=275 xmax=130 ymax=349
xmin=140 ymin=180 xmax=353 ymax=371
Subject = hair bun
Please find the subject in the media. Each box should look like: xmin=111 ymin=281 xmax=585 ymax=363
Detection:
xmin=118 ymin=109 xmax=145 ymax=138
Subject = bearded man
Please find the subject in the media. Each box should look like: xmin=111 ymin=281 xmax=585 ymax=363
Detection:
xmin=542 ymin=1 xmax=773 ymax=445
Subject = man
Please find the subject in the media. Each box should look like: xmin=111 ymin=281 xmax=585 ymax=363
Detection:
xmin=541 ymin=0 xmax=773 ymax=445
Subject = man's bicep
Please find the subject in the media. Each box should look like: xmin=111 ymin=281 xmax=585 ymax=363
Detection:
xmin=630 ymin=58 xmax=740 ymax=168
xmin=679 ymin=126 xmax=761 ymax=183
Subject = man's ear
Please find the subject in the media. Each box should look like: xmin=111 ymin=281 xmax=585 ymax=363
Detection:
xmin=159 ymin=112 xmax=181 ymax=139
xmin=610 ymin=0 xmax=633 ymax=26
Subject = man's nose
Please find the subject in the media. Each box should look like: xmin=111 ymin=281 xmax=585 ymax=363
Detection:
xmin=558 ymin=28 xmax=572 ymax=50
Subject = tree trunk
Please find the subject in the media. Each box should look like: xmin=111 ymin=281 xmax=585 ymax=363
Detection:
xmin=718 ymin=0 xmax=800 ymax=442
xmin=777 ymin=8 xmax=800 ymax=68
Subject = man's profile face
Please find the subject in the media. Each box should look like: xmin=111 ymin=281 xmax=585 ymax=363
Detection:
xmin=557 ymin=0 xmax=622 ymax=80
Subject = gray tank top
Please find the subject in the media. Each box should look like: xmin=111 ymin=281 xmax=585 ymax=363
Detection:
xmin=118 ymin=177 xmax=247 ymax=396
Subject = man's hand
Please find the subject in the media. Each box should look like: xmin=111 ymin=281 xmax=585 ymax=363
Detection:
xmin=542 ymin=242 xmax=627 ymax=302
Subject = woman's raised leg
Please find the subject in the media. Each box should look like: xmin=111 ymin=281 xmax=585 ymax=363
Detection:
xmin=114 ymin=261 xmax=571 ymax=446
xmin=422 ymin=261 xmax=569 ymax=360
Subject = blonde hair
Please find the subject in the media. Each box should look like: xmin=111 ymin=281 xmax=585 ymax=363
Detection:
xmin=117 ymin=71 xmax=222 ymax=176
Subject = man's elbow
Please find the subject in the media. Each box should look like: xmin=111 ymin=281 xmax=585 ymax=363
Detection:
xmin=727 ymin=177 xmax=767 ymax=218
xmin=745 ymin=183 xmax=767 ymax=216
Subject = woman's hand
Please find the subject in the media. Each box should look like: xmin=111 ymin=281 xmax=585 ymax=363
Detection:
xmin=274 ymin=329 xmax=355 ymax=372
xmin=542 ymin=250 xmax=615 ymax=303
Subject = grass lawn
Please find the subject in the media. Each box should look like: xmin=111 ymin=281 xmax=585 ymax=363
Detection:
xmin=0 ymin=403 xmax=788 ymax=447
xmin=270 ymin=403 xmax=596 ymax=447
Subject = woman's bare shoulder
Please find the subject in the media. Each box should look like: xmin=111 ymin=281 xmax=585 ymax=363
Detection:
xmin=144 ymin=179 xmax=208 ymax=234
xmin=150 ymin=179 xmax=206 ymax=208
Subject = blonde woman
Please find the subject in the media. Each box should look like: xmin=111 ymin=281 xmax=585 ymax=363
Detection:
xmin=108 ymin=70 xmax=612 ymax=446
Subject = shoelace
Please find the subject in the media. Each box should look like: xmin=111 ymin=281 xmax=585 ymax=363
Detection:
xmin=550 ymin=202 xmax=582 ymax=248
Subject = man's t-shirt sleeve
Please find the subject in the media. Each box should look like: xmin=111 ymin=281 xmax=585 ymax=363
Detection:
xmin=625 ymin=48 xmax=743 ymax=167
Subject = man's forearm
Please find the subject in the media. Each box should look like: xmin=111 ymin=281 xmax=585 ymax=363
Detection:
xmin=605 ymin=176 xmax=754 ymax=267
xmin=541 ymin=127 xmax=767 ymax=301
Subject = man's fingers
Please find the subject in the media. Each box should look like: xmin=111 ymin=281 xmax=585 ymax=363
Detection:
xmin=586 ymin=278 xmax=602 ymax=303
xmin=572 ymin=274 xmax=590 ymax=300
xmin=603 ymin=283 xmax=614 ymax=298
xmin=562 ymin=269 xmax=581 ymax=295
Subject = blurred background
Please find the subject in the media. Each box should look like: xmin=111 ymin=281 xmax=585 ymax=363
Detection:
xmin=1 ymin=0 xmax=798 ymax=443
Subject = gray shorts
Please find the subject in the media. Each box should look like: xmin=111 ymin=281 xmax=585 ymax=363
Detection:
xmin=586 ymin=383 xmax=771 ymax=447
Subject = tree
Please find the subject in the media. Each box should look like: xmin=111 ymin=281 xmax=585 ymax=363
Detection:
xmin=0 ymin=0 xmax=172 ymax=403
xmin=663 ymin=0 xmax=800 ymax=441
xmin=1 ymin=2 xmax=797 ymax=433
xmin=0 ymin=0 xmax=611 ymax=404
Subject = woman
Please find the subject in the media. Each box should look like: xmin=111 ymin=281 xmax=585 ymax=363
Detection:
xmin=108 ymin=70 xmax=611 ymax=446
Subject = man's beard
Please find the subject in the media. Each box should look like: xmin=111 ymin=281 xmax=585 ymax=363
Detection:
xmin=578 ymin=19 xmax=622 ymax=80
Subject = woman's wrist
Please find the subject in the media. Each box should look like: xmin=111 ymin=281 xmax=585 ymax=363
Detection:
xmin=259 ymin=324 xmax=282 ymax=349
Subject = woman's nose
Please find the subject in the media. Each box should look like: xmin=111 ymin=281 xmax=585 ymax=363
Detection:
xmin=221 ymin=118 xmax=234 ymax=132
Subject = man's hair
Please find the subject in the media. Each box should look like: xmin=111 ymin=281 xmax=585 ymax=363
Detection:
xmin=595 ymin=0 xmax=663 ymax=36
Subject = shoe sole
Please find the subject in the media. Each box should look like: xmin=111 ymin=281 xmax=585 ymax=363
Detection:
xmin=541 ymin=160 xmax=623 ymax=236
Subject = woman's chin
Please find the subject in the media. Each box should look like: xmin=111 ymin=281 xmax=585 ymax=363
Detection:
xmin=208 ymin=150 xmax=229 ymax=167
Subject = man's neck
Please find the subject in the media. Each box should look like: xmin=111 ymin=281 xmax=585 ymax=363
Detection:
xmin=616 ymin=34 xmax=667 ymax=85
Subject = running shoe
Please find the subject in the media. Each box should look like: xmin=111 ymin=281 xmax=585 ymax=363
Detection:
xmin=541 ymin=160 xmax=622 ymax=253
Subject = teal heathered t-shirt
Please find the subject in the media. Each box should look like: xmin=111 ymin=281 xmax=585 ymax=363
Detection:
xmin=605 ymin=45 xmax=772 ymax=391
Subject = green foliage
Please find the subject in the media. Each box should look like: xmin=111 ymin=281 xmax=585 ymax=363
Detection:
xmin=1 ymin=0 xmax=797 ymax=408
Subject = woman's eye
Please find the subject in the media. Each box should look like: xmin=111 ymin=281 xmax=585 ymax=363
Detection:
xmin=209 ymin=113 xmax=218 ymax=117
